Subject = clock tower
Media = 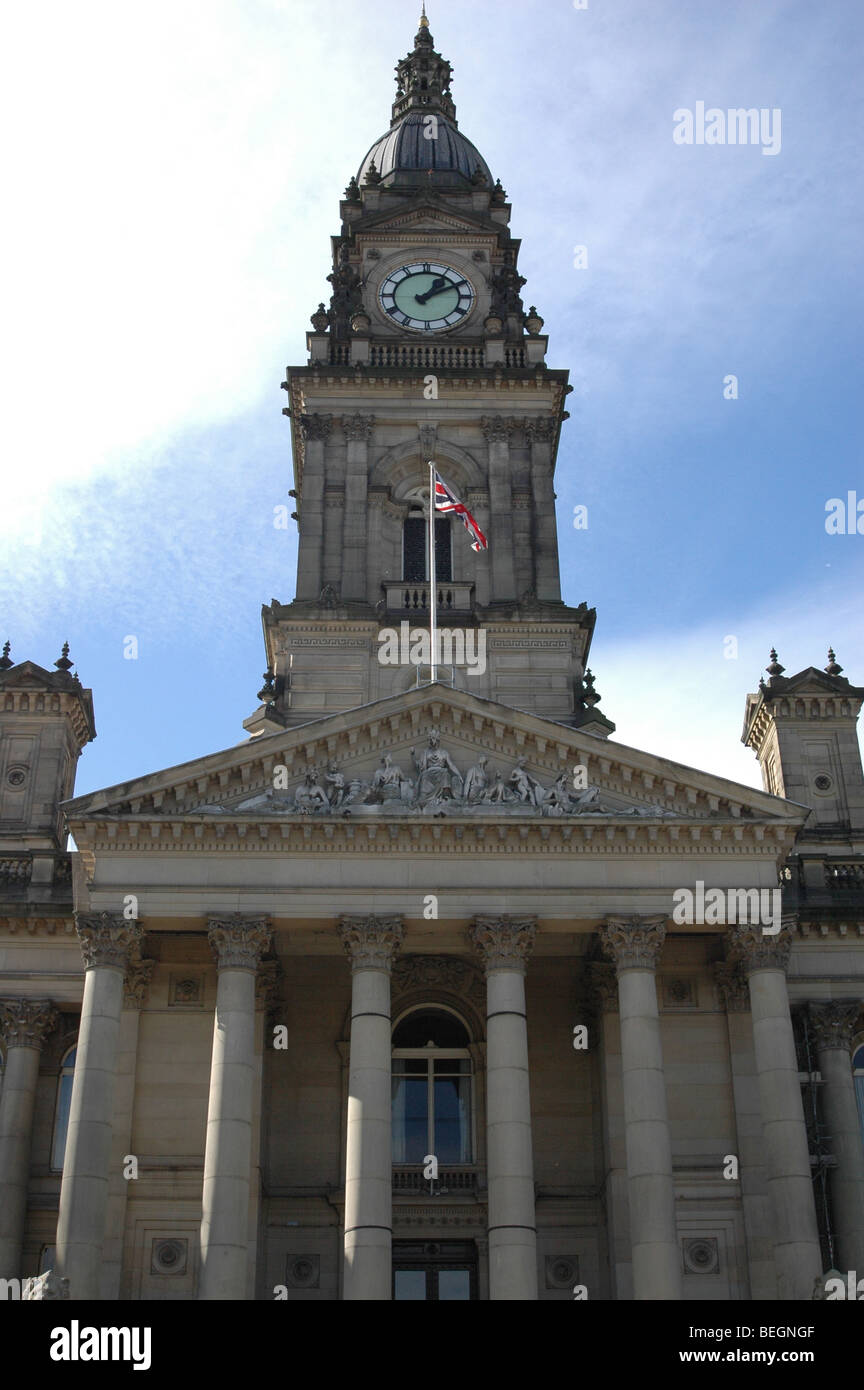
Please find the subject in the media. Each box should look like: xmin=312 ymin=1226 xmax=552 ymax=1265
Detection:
xmin=245 ymin=9 xmax=611 ymax=738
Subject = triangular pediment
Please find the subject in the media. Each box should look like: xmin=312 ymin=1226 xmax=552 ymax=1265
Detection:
xmin=64 ymin=684 xmax=805 ymax=833
xmin=356 ymin=202 xmax=499 ymax=239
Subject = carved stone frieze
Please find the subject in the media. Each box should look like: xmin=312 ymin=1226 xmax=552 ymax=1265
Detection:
xmin=75 ymin=913 xmax=144 ymax=971
xmin=808 ymin=1000 xmax=861 ymax=1052
xmin=392 ymin=954 xmax=485 ymax=1005
xmin=198 ymin=726 xmax=675 ymax=823
xmin=728 ymin=920 xmax=795 ymax=975
xmin=0 ymin=998 xmax=58 ymax=1049
xmin=599 ymin=915 xmax=668 ymax=973
xmin=207 ymin=915 xmax=272 ymax=972
xmin=340 ymin=915 xmax=404 ymax=972
xmin=470 ymin=916 xmax=537 ymax=974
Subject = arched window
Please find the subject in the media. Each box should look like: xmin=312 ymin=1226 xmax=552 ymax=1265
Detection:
xmin=402 ymin=491 xmax=452 ymax=583
xmin=854 ymin=1044 xmax=864 ymax=1150
xmin=51 ymin=1045 xmax=77 ymax=1171
xmin=392 ymin=1008 xmax=472 ymax=1164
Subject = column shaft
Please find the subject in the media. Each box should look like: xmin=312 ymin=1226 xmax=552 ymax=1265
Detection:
xmin=199 ymin=916 xmax=271 ymax=1301
xmin=0 ymin=1001 xmax=57 ymax=1279
xmin=732 ymin=925 xmax=822 ymax=1300
xmin=810 ymin=1002 xmax=864 ymax=1274
xmin=472 ymin=916 xmax=538 ymax=1301
xmin=600 ymin=915 xmax=682 ymax=1300
xmin=341 ymin=915 xmax=403 ymax=1302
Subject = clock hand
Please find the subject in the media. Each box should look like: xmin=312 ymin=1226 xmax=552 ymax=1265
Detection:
xmin=414 ymin=277 xmax=452 ymax=304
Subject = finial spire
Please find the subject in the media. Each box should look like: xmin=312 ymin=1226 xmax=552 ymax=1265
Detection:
xmin=766 ymin=648 xmax=785 ymax=678
xmin=54 ymin=641 xmax=74 ymax=672
xmin=419 ymin=2 xmax=429 ymax=27
xmin=825 ymin=647 xmax=843 ymax=676
xmin=0 ymin=640 xmax=12 ymax=670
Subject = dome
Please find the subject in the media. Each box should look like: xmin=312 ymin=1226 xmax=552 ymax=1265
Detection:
xmin=357 ymin=112 xmax=492 ymax=188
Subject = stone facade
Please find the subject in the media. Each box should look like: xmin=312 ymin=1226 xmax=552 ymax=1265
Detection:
xmin=1 ymin=15 xmax=863 ymax=1302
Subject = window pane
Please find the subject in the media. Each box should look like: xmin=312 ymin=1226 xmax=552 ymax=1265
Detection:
xmin=438 ymin=1269 xmax=471 ymax=1301
xmin=52 ymin=1071 xmax=75 ymax=1170
xmin=403 ymin=517 xmax=426 ymax=582
xmin=435 ymin=518 xmax=452 ymax=583
xmin=434 ymin=1075 xmax=471 ymax=1163
xmin=393 ymin=1010 xmax=469 ymax=1048
xmin=392 ymin=1076 xmax=428 ymax=1163
xmin=394 ymin=1269 xmax=427 ymax=1301
xmin=434 ymin=1059 xmax=469 ymax=1075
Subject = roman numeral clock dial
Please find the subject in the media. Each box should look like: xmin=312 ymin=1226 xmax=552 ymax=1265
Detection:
xmin=378 ymin=262 xmax=475 ymax=332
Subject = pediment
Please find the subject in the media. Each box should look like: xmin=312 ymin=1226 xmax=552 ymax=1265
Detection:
xmin=64 ymin=684 xmax=805 ymax=832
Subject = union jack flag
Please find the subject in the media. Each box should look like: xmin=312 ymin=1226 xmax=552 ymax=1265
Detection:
xmin=433 ymin=470 xmax=488 ymax=552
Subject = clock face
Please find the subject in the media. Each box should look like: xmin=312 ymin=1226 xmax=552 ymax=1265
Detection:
xmin=378 ymin=262 xmax=475 ymax=332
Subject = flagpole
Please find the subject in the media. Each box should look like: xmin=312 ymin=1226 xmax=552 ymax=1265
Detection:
xmin=428 ymin=459 xmax=437 ymax=684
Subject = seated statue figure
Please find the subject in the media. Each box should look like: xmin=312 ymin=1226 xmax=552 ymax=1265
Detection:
xmin=294 ymin=769 xmax=330 ymax=814
xmin=508 ymin=756 xmax=546 ymax=808
xmin=371 ymin=752 xmax=413 ymax=802
xmin=463 ymin=756 xmax=490 ymax=804
xmin=411 ymin=728 xmax=463 ymax=807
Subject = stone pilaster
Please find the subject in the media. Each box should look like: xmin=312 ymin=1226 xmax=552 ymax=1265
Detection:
xmin=599 ymin=915 xmax=682 ymax=1300
xmin=199 ymin=915 xmax=272 ymax=1300
xmin=340 ymin=914 xmax=404 ymax=1301
xmin=0 ymin=1000 xmax=58 ymax=1279
xmin=525 ymin=417 xmax=561 ymax=601
xmin=808 ymin=1000 xmax=864 ymax=1275
xmin=470 ymin=915 xmax=538 ymax=1301
xmin=482 ymin=417 xmax=518 ymax=601
xmin=587 ymin=961 xmax=632 ymax=1300
xmin=341 ymin=413 xmax=374 ymax=601
xmin=295 ymin=414 xmax=333 ymax=600
xmin=729 ymin=920 xmax=822 ymax=1299
xmin=56 ymin=912 xmax=143 ymax=1299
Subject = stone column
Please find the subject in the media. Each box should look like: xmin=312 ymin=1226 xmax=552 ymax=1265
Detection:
xmin=341 ymin=414 xmax=373 ymax=601
xmin=482 ymin=417 xmax=517 ymax=601
xmin=55 ymin=912 xmax=143 ymax=1299
xmin=0 ymin=999 xmax=57 ymax=1279
xmin=599 ymin=914 xmax=682 ymax=1300
xmin=526 ymin=418 xmax=562 ymax=601
xmin=100 ymin=957 xmax=153 ymax=1299
xmin=198 ymin=915 xmax=272 ymax=1301
xmin=730 ymin=922 xmax=822 ymax=1300
xmin=714 ymin=962 xmax=778 ymax=1299
xmin=470 ymin=915 xmax=538 ymax=1301
xmin=340 ymin=914 xmax=404 ymax=1301
xmin=808 ymin=1000 xmax=864 ymax=1275
xmin=295 ymin=414 xmax=332 ymax=600
xmin=587 ymin=962 xmax=632 ymax=1300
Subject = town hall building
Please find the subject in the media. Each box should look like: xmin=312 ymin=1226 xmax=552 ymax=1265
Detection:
xmin=1 ymin=12 xmax=863 ymax=1301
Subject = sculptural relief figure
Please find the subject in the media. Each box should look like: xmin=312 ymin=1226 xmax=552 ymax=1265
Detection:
xmin=325 ymin=765 xmax=346 ymax=808
xmin=371 ymin=752 xmax=413 ymax=802
xmin=571 ymin=784 xmax=602 ymax=812
xmin=463 ymin=756 xmax=490 ymax=804
xmin=485 ymin=771 xmax=514 ymax=803
xmin=294 ymin=769 xmax=330 ymax=815
xmin=411 ymin=728 xmax=463 ymax=808
xmin=508 ymin=756 xmax=545 ymax=808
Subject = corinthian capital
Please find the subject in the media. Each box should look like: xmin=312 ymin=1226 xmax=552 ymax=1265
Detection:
xmin=481 ymin=415 xmax=518 ymax=444
xmin=75 ymin=913 xmax=144 ymax=971
xmin=713 ymin=961 xmax=750 ymax=1013
xmin=524 ymin=417 xmax=556 ymax=445
xmin=207 ymin=915 xmax=272 ymax=972
xmin=599 ymin=915 xmax=668 ymax=973
xmin=0 ymin=998 xmax=58 ymax=1050
xmin=341 ymin=412 xmax=375 ymax=442
xmin=470 ymin=916 xmax=537 ymax=975
xmin=300 ymin=413 xmax=333 ymax=443
xmin=728 ymin=920 xmax=794 ymax=975
xmin=124 ymin=958 xmax=154 ymax=1010
xmin=340 ymin=915 xmax=404 ymax=972
xmin=808 ymin=1000 xmax=861 ymax=1052
xmin=586 ymin=962 xmax=619 ymax=1013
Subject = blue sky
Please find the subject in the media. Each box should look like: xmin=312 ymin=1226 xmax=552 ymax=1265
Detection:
xmin=2 ymin=0 xmax=862 ymax=798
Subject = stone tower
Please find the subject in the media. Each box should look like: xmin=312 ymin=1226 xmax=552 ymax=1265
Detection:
xmin=244 ymin=13 xmax=611 ymax=737
xmin=0 ymin=642 xmax=95 ymax=908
